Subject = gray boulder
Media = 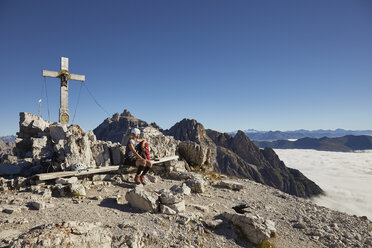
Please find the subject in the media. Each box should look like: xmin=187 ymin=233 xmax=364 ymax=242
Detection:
xmin=170 ymin=183 xmax=191 ymax=196
xmin=68 ymin=182 xmax=86 ymax=196
xmin=220 ymin=179 xmax=244 ymax=191
xmin=125 ymin=186 xmax=158 ymax=212
xmin=160 ymin=204 xmax=177 ymax=215
xmin=223 ymin=211 xmax=276 ymax=245
xmin=186 ymin=177 xmax=206 ymax=193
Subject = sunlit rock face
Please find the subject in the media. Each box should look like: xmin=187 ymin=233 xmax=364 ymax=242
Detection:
xmin=164 ymin=119 xmax=323 ymax=198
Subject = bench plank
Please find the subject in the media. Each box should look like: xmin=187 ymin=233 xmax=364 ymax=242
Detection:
xmin=34 ymin=155 xmax=179 ymax=181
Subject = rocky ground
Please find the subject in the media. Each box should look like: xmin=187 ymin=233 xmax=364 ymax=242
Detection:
xmin=0 ymin=170 xmax=371 ymax=248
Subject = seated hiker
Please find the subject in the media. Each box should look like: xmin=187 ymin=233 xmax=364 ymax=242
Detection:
xmin=124 ymin=128 xmax=152 ymax=184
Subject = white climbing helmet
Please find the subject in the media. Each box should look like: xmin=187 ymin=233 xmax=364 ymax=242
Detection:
xmin=131 ymin=128 xmax=141 ymax=136
xmin=71 ymin=163 xmax=87 ymax=171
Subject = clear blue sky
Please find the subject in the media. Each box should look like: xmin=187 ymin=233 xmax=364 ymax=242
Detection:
xmin=0 ymin=0 xmax=371 ymax=136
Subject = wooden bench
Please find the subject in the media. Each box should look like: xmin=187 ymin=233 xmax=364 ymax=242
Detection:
xmin=34 ymin=155 xmax=179 ymax=181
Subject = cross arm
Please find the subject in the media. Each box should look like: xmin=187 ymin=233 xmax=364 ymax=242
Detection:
xmin=70 ymin=74 xmax=85 ymax=81
xmin=42 ymin=70 xmax=58 ymax=78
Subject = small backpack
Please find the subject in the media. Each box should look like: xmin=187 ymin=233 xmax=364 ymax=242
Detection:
xmin=136 ymin=141 xmax=150 ymax=160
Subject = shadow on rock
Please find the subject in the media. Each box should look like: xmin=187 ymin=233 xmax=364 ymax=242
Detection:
xmin=207 ymin=214 xmax=254 ymax=248
xmin=98 ymin=198 xmax=146 ymax=214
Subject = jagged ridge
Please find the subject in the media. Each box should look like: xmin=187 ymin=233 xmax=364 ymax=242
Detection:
xmin=164 ymin=119 xmax=323 ymax=198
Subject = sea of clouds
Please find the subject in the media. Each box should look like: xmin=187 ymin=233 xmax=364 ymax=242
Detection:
xmin=274 ymin=149 xmax=372 ymax=220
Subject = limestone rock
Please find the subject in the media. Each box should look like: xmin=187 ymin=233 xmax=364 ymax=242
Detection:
xmin=52 ymin=184 xmax=67 ymax=197
xmin=116 ymin=195 xmax=125 ymax=204
xmin=109 ymin=143 xmax=121 ymax=165
xmin=10 ymin=221 xmax=112 ymax=248
xmin=31 ymin=136 xmax=50 ymax=159
xmin=141 ymin=126 xmax=179 ymax=158
xmin=167 ymin=200 xmax=186 ymax=213
xmin=64 ymin=125 xmax=96 ymax=169
xmin=92 ymin=174 xmax=112 ymax=181
xmin=0 ymin=229 xmax=22 ymax=245
xmin=220 ymin=180 xmax=244 ymax=191
xmin=2 ymin=205 xmax=27 ymax=214
xmin=55 ymin=177 xmax=78 ymax=185
xmin=49 ymin=123 xmax=67 ymax=142
xmin=178 ymin=141 xmax=209 ymax=166
xmin=94 ymin=109 xmax=148 ymax=143
xmin=164 ymin=119 xmax=216 ymax=167
xmin=203 ymin=219 xmax=223 ymax=228
xmin=94 ymin=111 xmax=179 ymax=160
xmin=29 ymin=201 xmax=46 ymax=210
xmin=69 ymin=183 xmax=86 ymax=196
xmin=159 ymin=191 xmax=184 ymax=205
xmin=125 ymin=186 xmax=158 ymax=212
xmin=8 ymin=113 xmax=126 ymax=176
xmin=111 ymin=225 xmax=145 ymax=248
xmin=223 ymin=211 xmax=276 ymax=245
xmin=91 ymin=141 xmax=111 ymax=167
xmin=188 ymin=203 xmax=208 ymax=212
xmin=160 ymin=204 xmax=177 ymax=215
xmin=186 ymin=177 xmax=206 ymax=193
xmin=165 ymin=118 xmax=323 ymax=198
xmin=19 ymin=112 xmax=49 ymax=136
xmin=167 ymin=171 xmax=195 ymax=181
xmin=170 ymin=183 xmax=191 ymax=196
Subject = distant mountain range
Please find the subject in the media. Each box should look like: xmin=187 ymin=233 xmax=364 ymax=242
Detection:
xmin=255 ymin=135 xmax=372 ymax=152
xmin=230 ymin=129 xmax=372 ymax=141
xmin=0 ymin=135 xmax=16 ymax=144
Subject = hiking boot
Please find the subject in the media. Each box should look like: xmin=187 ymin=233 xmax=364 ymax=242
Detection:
xmin=134 ymin=175 xmax=141 ymax=184
xmin=140 ymin=175 xmax=146 ymax=185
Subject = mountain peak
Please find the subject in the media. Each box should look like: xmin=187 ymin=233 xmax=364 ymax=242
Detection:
xmin=121 ymin=109 xmax=134 ymax=118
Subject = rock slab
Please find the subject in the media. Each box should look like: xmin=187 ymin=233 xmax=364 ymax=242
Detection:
xmin=125 ymin=186 xmax=158 ymax=212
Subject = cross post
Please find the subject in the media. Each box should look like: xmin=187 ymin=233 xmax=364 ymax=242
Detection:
xmin=42 ymin=57 xmax=85 ymax=125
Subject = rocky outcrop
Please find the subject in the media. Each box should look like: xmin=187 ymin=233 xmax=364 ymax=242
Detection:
xmin=94 ymin=110 xmax=179 ymax=160
xmin=177 ymin=141 xmax=209 ymax=166
xmin=93 ymin=109 xmax=149 ymax=143
xmin=91 ymin=111 xmax=322 ymax=198
xmin=163 ymin=118 xmax=216 ymax=168
xmin=133 ymin=126 xmax=178 ymax=159
xmin=165 ymin=120 xmax=323 ymax=198
xmin=0 ymin=170 xmax=369 ymax=248
xmin=260 ymin=148 xmax=323 ymax=197
xmin=215 ymin=146 xmax=264 ymax=182
xmin=0 ymin=112 xmax=126 ymax=176
xmin=164 ymin=118 xmax=209 ymax=144
xmin=125 ymin=186 xmax=158 ymax=213
xmin=223 ymin=211 xmax=276 ymax=245
xmin=10 ymin=221 xmax=112 ymax=248
xmin=0 ymin=140 xmax=15 ymax=164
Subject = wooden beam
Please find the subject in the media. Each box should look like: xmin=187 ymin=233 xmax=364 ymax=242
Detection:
xmin=61 ymin=57 xmax=69 ymax=71
xmin=36 ymin=166 xmax=119 ymax=181
xmin=42 ymin=70 xmax=58 ymax=78
xmin=34 ymin=155 xmax=179 ymax=181
xmin=70 ymin=73 xmax=85 ymax=81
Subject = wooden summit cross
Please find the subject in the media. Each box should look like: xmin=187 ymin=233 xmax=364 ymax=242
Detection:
xmin=42 ymin=57 xmax=85 ymax=125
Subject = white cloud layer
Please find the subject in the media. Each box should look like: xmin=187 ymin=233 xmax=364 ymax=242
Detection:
xmin=274 ymin=149 xmax=372 ymax=219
